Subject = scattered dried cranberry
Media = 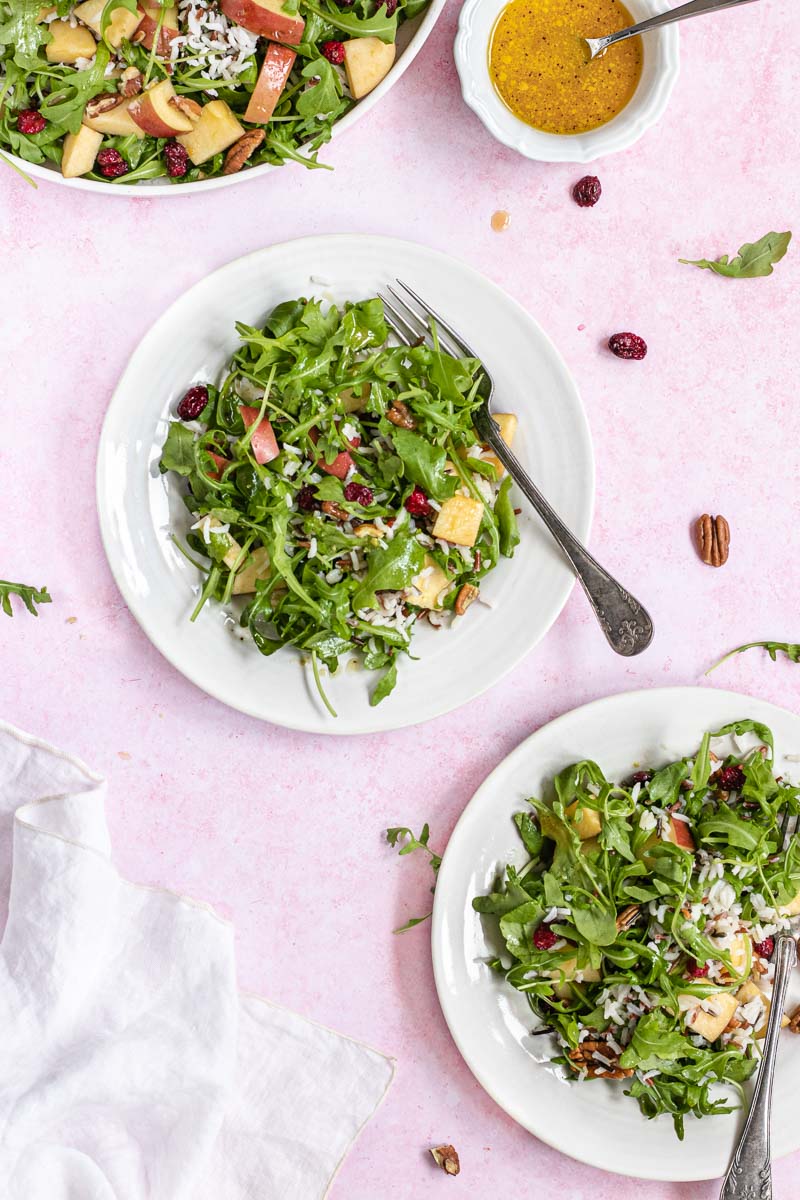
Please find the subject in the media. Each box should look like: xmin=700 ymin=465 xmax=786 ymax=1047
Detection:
xmin=321 ymin=39 xmax=345 ymax=64
xmin=533 ymin=924 xmax=558 ymax=950
xmin=177 ymin=385 xmax=209 ymax=420
xmin=573 ymin=175 xmax=601 ymax=207
xmin=343 ymin=482 xmax=373 ymax=506
xmin=17 ymin=109 xmax=46 ymax=135
xmin=715 ymin=765 xmax=746 ymax=792
xmin=686 ymin=959 xmax=709 ymax=978
xmin=164 ymin=140 xmax=189 ymax=178
xmin=96 ymin=147 xmax=128 ymax=178
xmin=404 ymin=486 xmax=432 ymax=518
xmin=297 ymin=484 xmax=319 ymax=512
xmin=753 ymin=937 xmax=774 ymax=959
xmin=608 ymin=332 xmax=647 ymax=360
xmin=629 ymin=770 xmax=653 ymax=786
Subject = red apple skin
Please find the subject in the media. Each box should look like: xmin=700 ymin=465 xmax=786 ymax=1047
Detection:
xmin=129 ymin=91 xmax=190 ymax=137
xmin=134 ymin=6 xmax=180 ymax=55
xmin=205 ymin=451 xmax=232 ymax=481
xmin=308 ymin=427 xmax=360 ymax=480
xmin=239 ymin=405 xmax=280 ymax=465
xmin=668 ymin=816 xmax=695 ymax=851
xmin=221 ymin=0 xmax=304 ymax=42
xmin=244 ymin=42 xmax=296 ymax=123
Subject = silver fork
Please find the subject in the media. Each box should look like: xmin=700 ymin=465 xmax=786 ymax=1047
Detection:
xmin=583 ymin=0 xmax=759 ymax=62
xmin=719 ymin=809 xmax=799 ymax=1200
xmin=378 ymin=281 xmax=655 ymax=657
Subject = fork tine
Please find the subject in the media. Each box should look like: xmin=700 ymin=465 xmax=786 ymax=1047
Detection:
xmin=383 ymin=288 xmax=431 ymax=344
xmin=378 ymin=297 xmax=415 ymax=346
xmin=395 ymin=279 xmax=477 ymax=360
xmin=387 ymin=284 xmax=464 ymax=362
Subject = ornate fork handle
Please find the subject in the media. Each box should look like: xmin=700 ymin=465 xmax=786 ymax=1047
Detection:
xmin=479 ymin=425 xmax=654 ymax=657
xmin=719 ymin=934 xmax=797 ymax=1200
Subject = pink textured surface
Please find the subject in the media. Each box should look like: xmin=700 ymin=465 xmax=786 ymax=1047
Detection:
xmin=2 ymin=1 xmax=800 ymax=1194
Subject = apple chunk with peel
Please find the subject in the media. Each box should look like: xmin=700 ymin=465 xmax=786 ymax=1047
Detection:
xmin=681 ymin=991 xmax=738 ymax=1042
xmin=61 ymin=125 xmax=103 ymax=178
xmin=244 ymin=43 xmax=296 ymax=123
xmin=343 ymin=37 xmax=396 ymax=100
xmin=177 ymin=100 xmax=244 ymax=165
xmin=130 ymin=80 xmax=196 ymax=136
xmin=549 ymin=957 xmax=601 ymax=1000
xmin=566 ymin=799 xmax=602 ymax=840
xmin=46 ymin=20 xmax=98 ymax=63
xmin=405 ymin=554 xmax=450 ymax=610
xmin=221 ymin=0 xmax=304 ymax=42
xmin=134 ymin=4 xmax=180 ymax=54
xmin=232 ymin=547 xmax=271 ymax=595
xmin=83 ymin=98 xmax=146 ymax=139
xmin=664 ymin=814 xmax=695 ymax=851
xmin=308 ymin=426 xmax=360 ymax=481
xmin=74 ymin=0 xmax=142 ymax=47
xmin=239 ymin=405 xmax=280 ymax=465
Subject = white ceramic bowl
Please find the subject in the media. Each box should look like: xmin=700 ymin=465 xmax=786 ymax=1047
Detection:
xmin=454 ymin=0 xmax=680 ymax=163
xmin=11 ymin=0 xmax=445 ymax=197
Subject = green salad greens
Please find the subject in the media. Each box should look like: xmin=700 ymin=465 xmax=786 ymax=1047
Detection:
xmin=1 ymin=0 xmax=426 ymax=185
xmin=474 ymin=721 xmax=800 ymax=1138
xmin=0 ymin=579 xmax=52 ymax=617
xmin=159 ymin=295 xmax=519 ymax=714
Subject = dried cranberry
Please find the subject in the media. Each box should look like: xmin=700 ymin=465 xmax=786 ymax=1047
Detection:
xmin=334 ymin=0 xmax=354 ymax=6
xmin=608 ymin=332 xmax=647 ymax=360
xmin=404 ymin=486 xmax=432 ymax=518
xmin=297 ymin=484 xmax=319 ymax=512
xmin=382 ymin=0 xmax=398 ymax=12
xmin=629 ymin=770 xmax=653 ymax=786
xmin=533 ymin=924 xmax=557 ymax=950
xmin=753 ymin=937 xmax=774 ymax=959
xmin=177 ymin=385 xmax=210 ymax=420
xmin=164 ymin=140 xmax=189 ymax=178
xmin=715 ymin=765 xmax=746 ymax=792
xmin=321 ymin=40 xmax=345 ymax=64
xmin=573 ymin=175 xmax=601 ymax=207
xmin=343 ymin=482 xmax=373 ymax=506
xmin=17 ymin=109 xmax=46 ymax=135
xmin=686 ymin=959 xmax=709 ymax=978
xmin=96 ymin=148 xmax=128 ymax=179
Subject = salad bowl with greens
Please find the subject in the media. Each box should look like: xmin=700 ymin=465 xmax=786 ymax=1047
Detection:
xmin=96 ymin=235 xmax=593 ymax=732
xmin=431 ymin=689 xmax=800 ymax=1179
xmin=0 ymin=0 xmax=442 ymax=193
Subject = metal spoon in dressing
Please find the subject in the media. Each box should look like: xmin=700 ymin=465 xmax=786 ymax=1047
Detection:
xmin=583 ymin=0 xmax=759 ymax=61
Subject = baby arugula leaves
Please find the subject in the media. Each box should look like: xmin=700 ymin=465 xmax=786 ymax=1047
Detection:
xmin=707 ymin=641 xmax=800 ymax=674
xmin=386 ymin=823 xmax=441 ymax=932
xmin=0 ymin=580 xmax=52 ymax=618
xmin=680 ymin=231 xmax=791 ymax=278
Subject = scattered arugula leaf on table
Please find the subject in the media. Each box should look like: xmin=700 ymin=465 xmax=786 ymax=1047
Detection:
xmin=707 ymin=641 xmax=800 ymax=674
xmin=0 ymin=580 xmax=52 ymax=617
xmin=386 ymin=823 xmax=441 ymax=932
xmin=680 ymin=231 xmax=791 ymax=278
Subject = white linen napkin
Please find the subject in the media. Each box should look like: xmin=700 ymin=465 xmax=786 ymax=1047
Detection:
xmin=0 ymin=721 xmax=394 ymax=1200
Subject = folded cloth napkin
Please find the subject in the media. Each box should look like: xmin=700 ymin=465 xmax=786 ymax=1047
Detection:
xmin=0 ymin=721 xmax=394 ymax=1200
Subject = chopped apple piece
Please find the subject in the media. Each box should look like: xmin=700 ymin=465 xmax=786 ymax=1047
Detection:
xmin=134 ymin=3 xmax=180 ymax=54
xmin=130 ymin=80 xmax=196 ymax=136
xmin=308 ymin=426 xmax=359 ymax=480
xmin=61 ymin=125 xmax=103 ymax=178
xmin=727 ymin=932 xmax=751 ymax=980
xmin=781 ymin=889 xmax=800 ymax=917
xmin=343 ymin=36 xmax=396 ymax=100
xmin=83 ymin=97 xmax=146 ymax=138
xmin=46 ymin=19 xmax=98 ymax=63
xmin=37 ymin=6 xmax=56 ymax=21
xmin=205 ymin=451 xmax=232 ymax=481
xmin=432 ymin=495 xmax=484 ymax=548
xmin=549 ymin=957 xmax=601 ymax=999
xmin=340 ymin=383 xmax=370 ymax=413
xmin=682 ymin=991 xmax=738 ymax=1042
xmin=221 ymin=0 xmax=304 ymax=42
xmin=239 ymin=404 xmax=280 ymax=465
xmin=232 ymin=547 xmax=271 ymax=595
xmin=176 ymin=99 xmax=244 ymax=165
xmin=244 ymin=42 xmax=296 ymax=123
xmin=735 ymin=980 xmax=790 ymax=1037
xmin=566 ymin=800 xmax=602 ymax=840
xmin=75 ymin=0 xmax=142 ymax=47
xmin=484 ymin=412 xmax=518 ymax=477
xmin=405 ymin=554 xmax=450 ymax=610
xmin=663 ymin=814 xmax=695 ymax=851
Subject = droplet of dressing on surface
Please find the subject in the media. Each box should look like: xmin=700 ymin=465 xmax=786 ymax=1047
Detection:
xmin=491 ymin=210 xmax=510 ymax=232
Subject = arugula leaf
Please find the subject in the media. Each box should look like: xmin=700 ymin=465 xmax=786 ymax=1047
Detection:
xmin=0 ymin=580 xmax=52 ymax=617
xmin=159 ymin=422 xmax=196 ymax=475
xmin=495 ymin=475 xmax=520 ymax=558
xmin=390 ymin=427 xmax=449 ymax=499
xmin=572 ymin=901 xmax=617 ymax=947
xmin=370 ymin=659 xmax=398 ymax=706
xmin=707 ymin=640 xmax=800 ymax=674
xmin=386 ymin=822 xmax=441 ymax=932
xmin=620 ymin=1012 xmax=698 ymax=1069
xmin=513 ymin=810 xmax=543 ymax=858
xmin=303 ymin=0 xmax=399 ymax=43
xmin=680 ymin=231 xmax=791 ymax=278
xmin=352 ymin=526 xmax=424 ymax=611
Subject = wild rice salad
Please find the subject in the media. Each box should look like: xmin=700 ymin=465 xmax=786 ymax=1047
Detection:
xmin=159 ymin=294 xmax=520 ymax=712
xmin=1 ymin=0 xmax=425 ymax=184
xmin=474 ymin=720 xmax=800 ymax=1137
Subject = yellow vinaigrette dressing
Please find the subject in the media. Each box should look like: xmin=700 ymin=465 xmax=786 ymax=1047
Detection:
xmin=489 ymin=0 xmax=643 ymax=135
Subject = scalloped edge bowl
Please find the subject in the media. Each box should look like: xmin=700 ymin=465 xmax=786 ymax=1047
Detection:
xmin=8 ymin=0 xmax=445 ymax=197
xmin=454 ymin=0 xmax=680 ymax=163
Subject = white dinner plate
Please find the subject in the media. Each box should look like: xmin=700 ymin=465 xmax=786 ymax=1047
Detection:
xmin=432 ymin=686 xmax=800 ymax=1180
xmin=96 ymin=234 xmax=593 ymax=734
xmin=13 ymin=1 xmax=445 ymax=197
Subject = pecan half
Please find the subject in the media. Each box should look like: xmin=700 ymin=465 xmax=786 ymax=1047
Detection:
xmin=170 ymin=94 xmax=202 ymax=120
xmin=85 ymin=93 xmax=123 ymax=118
xmin=696 ymin=514 xmax=730 ymax=567
xmin=222 ymin=128 xmax=265 ymax=176
xmin=321 ymin=500 xmax=349 ymax=521
xmin=119 ymin=66 xmax=143 ymax=97
xmin=385 ymin=399 xmax=416 ymax=430
xmin=430 ymin=1145 xmax=460 ymax=1176
xmin=353 ymin=523 xmax=382 ymax=539
xmin=568 ymin=1041 xmax=633 ymax=1079
xmin=454 ymin=583 xmax=479 ymax=615
xmin=616 ymin=904 xmax=641 ymax=932
xmin=788 ymin=1005 xmax=800 ymax=1034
